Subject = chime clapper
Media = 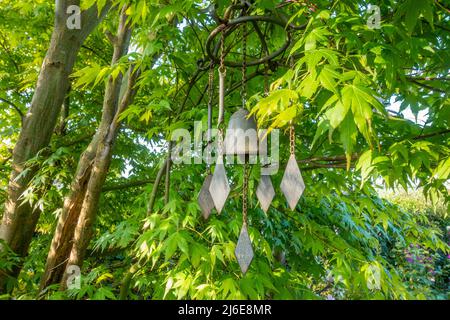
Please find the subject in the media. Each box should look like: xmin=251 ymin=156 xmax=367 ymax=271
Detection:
xmin=198 ymin=63 xmax=216 ymax=220
xmin=208 ymin=34 xmax=231 ymax=215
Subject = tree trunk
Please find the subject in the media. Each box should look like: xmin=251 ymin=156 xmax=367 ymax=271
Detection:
xmin=0 ymin=1 xmax=111 ymax=292
xmin=62 ymin=67 xmax=139 ymax=287
xmin=38 ymin=138 xmax=99 ymax=291
xmin=40 ymin=6 xmax=134 ymax=292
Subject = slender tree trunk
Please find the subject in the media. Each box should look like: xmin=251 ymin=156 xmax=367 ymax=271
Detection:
xmin=61 ymin=66 xmax=139 ymax=288
xmin=38 ymin=138 xmax=99 ymax=291
xmin=40 ymin=6 xmax=134 ymax=291
xmin=0 ymin=1 xmax=111 ymax=292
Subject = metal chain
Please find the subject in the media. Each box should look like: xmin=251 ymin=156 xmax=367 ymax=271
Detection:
xmin=243 ymin=162 xmax=249 ymax=225
xmin=207 ymin=62 xmax=214 ymax=143
xmin=288 ymin=55 xmax=296 ymax=156
xmin=290 ymin=125 xmax=295 ymax=155
xmin=241 ymin=21 xmax=249 ymax=225
xmin=218 ymin=28 xmax=226 ymax=155
xmin=241 ymin=22 xmax=247 ymax=108
xmin=206 ymin=61 xmax=214 ymax=170
xmin=218 ymin=130 xmax=224 ymax=156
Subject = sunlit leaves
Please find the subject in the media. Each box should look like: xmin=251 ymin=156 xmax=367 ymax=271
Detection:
xmin=318 ymin=66 xmax=340 ymax=94
xmin=250 ymin=89 xmax=301 ymax=129
xmin=355 ymin=150 xmax=374 ymax=186
xmin=337 ymin=112 xmax=357 ymax=170
xmin=72 ymin=59 xmax=131 ymax=89
xmin=324 ymin=100 xmax=349 ymax=129
xmin=433 ymin=157 xmax=450 ymax=181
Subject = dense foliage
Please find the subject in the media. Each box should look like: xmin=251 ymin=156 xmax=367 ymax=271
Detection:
xmin=0 ymin=0 xmax=449 ymax=300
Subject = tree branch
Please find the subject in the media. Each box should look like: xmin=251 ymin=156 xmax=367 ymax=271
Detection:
xmin=102 ymin=178 xmax=155 ymax=192
xmin=147 ymin=157 xmax=171 ymax=215
xmin=409 ymin=79 xmax=447 ymax=94
xmin=0 ymin=97 xmax=24 ymax=123
xmin=164 ymin=141 xmax=173 ymax=205
xmin=413 ymin=129 xmax=450 ymax=140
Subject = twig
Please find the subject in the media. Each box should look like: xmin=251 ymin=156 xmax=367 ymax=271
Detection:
xmin=102 ymin=178 xmax=155 ymax=192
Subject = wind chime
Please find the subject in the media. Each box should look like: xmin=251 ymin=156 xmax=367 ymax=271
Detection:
xmin=198 ymin=4 xmax=306 ymax=274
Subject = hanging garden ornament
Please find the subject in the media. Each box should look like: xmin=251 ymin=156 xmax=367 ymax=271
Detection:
xmin=209 ymin=153 xmax=230 ymax=214
xmin=256 ymin=68 xmax=275 ymax=213
xmin=224 ymin=107 xmax=258 ymax=274
xmin=201 ymin=1 xmax=302 ymax=274
xmin=256 ymin=136 xmax=275 ymax=213
xmin=198 ymin=175 xmax=214 ymax=219
xmin=234 ymin=156 xmax=254 ymax=274
xmin=224 ymin=108 xmax=258 ymax=158
xmin=280 ymin=126 xmax=305 ymax=210
xmin=231 ymin=22 xmax=255 ymax=274
xmin=235 ymin=222 xmax=253 ymax=274
xmin=198 ymin=63 xmax=216 ymax=219
xmin=256 ymin=174 xmax=275 ymax=213
xmin=208 ymin=34 xmax=230 ymax=215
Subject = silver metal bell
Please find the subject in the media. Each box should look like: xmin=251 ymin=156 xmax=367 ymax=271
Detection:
xmin=224 ymin=108 xmax=258 ymax=156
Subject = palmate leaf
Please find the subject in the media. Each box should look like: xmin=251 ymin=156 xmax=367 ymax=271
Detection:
xmin=433 ymin=157 xmax=450 ymax=181
xmin=324 ymin=100 xmax=349 ymax=129
xmin=250 ymin=89 xmax=298 ymax=126
xmin=319 ymin=66 xmax=340 ymax=94
xmin=220 ymin=277 xmax=238 ymax=299
xmin=313 ymin=81 xmax=384 ymax=167
xmin=311 ymin=117 xmax=330 ymax=148
xmin=355 ymin=150 xmax=374 ymax=186
xmin=341 ymin=83 xmax=384 ymax=146
xmin=298 ymin=73 xmax=319 ymax=99
xmin=72 ymin=64 xmax=103 ymax=89
xmin=339 ymin=111 xmax=358 ymax=170
xmin=270 ymin=105 xmax=303 ymax=129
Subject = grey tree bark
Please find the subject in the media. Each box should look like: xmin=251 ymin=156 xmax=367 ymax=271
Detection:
xmin=39 ymin=6 xmax=135 ymax=291
xmin=0 ymin=0 xmax=111 ymax=293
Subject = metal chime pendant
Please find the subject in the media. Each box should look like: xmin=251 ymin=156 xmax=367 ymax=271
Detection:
xmin=280 ymin=154 xmax=305 ymax=210
xmin=198 ymin=174 xmax=214 ymax=219
xmin=234 ymin=224 xmax=254 ymax=274
xmin=209 ymin=157 xmax=230 ymax=214
xmin=256 ymin=175 xmax=275 ymax=213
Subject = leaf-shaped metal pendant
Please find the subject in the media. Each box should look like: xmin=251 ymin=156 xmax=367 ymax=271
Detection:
xmin=234 ymin=224 xmax=253 ymax=274
xmin=198 ymin=174 xmax=214 ymax=219
xmin=208 ymin=156 xmax=230 ymax=214
xmin=256 ymin=175 xmax=275 ymax=213
xmin=280 ymin=154 xmax=305 ymax=210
